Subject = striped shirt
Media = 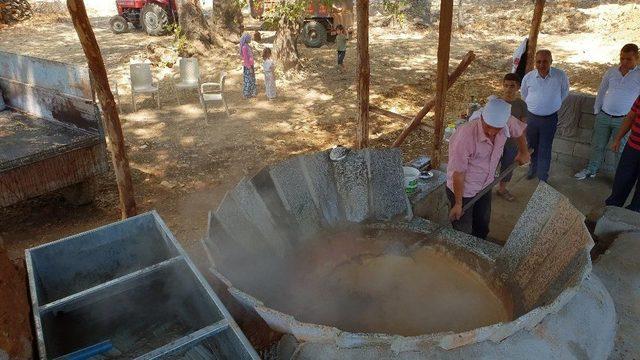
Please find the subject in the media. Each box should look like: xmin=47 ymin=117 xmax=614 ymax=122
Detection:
xmin=628 ymin=97 xmax=640 ymax=151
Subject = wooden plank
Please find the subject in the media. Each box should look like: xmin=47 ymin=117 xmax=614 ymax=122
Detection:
xmin=0 ymin=50 xmax=93 ymax=99
xmin=431 ymin=0 xmax=454 ymax=169
xmin=67 ymin=0 xmax=137 ymax=219
xmin=526 ymin=0 xmax=545 ymax=73
xmin=0 ymin=144 xmax=107 ymax=207
xmin=356 ymin=0 xmax=370 ymax=149
xmin=0 ymin=78 xmax=102 ymax=134
xmin=392 ymin=51 xmax=475 ymax=147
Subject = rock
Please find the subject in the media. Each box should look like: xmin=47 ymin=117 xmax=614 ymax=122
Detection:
xmin=594 ymin=206 xmax=640 ymax=241
xmin=160 ymin=180 xmax=176 ymax=189
xmin=593 ymin=232 xmax=640 ymax=359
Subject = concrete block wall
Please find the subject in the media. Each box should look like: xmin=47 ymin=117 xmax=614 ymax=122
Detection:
xmin=551 ymin=93 xmax=618 ymax=175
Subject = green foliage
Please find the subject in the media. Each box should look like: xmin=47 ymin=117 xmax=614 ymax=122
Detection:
xmin=166 ymin=23 xmax=188 ymax=57
xmin=262 ymin=0 xmax=334 ymax=24
xmin=383 ymin=0 xmax=407 ymax=26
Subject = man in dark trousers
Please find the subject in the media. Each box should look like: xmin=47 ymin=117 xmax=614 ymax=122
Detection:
xmin=520 ymin=49 xmax=570 ymax=182
xmin=606 ymin=96 xmax=640 ymax=212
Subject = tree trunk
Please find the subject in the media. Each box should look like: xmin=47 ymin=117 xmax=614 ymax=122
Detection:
xmin=212 ymin=0 xmax=243 ymax=34
xmin=431 ymin=0 xmax=453 ymax=169
xmin=67 ymin=0 xmax=137 ymax=219
xmin=274 ymin=7 xmax=301 ymax=72
xmin=178 ymin=0 xmax=214 ymax=53
xmin=356 ymin=0 xmax=370 ymax=149
xmin=526 ymin=0 xmax=545 ymax=73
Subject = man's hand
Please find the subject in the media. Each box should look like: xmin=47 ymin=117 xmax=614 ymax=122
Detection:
xmin=514 ymin=150 xmax=531 ymax=165
xmin=611 ymin=139 xmax=621 ymax=152
xmin=449 ymin=203 xmax=463 ymax=221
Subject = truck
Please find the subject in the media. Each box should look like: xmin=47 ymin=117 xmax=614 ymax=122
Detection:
xmin=0 ymin=50 xmax=108 ymax=207
xmin=249 ymin=0 xmax=354 ymax=48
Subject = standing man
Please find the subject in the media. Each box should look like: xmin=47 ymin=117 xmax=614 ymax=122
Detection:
xmin=447 ymin=98 xmax=529 ymax=239
xmin=521 ymin=49 xmax=570 ymax=182
xmin=575 ymin=43 xmax=640 ymax=180
xmin=497 ymin=73 xmax=528 ymax=202
xmin=605 ymin=96 xmax=640 ymax=212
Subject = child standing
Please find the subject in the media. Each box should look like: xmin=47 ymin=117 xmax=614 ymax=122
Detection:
xmin=335 ymin=25 xmax=347 ymax=72
xmin=262 ymin=48 xmax=277 ymax=100
xmin=239 ymin=33 xmax=257 ymax=99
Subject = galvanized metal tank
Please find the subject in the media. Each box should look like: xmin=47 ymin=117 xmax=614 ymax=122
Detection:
xmin=25 ymin=211 xmax=259 ymax=360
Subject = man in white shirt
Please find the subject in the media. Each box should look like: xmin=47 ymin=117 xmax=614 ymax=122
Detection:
xmin=521 ymin=49 xmax=570 ymax=182
xmin=575 ymin=43 xmax=640 ymax=180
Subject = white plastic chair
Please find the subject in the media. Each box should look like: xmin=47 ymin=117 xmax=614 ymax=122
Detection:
xmin=172 ymin=57 xmax=201 ymax=105
xmin=200 ymin=72 xmax=229 ymax=120
xmin=129 ymin=63 xmax=159 ymax=112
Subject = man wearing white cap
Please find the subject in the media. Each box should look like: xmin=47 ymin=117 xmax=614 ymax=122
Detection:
xmin=447 ymin=97 xmax=530 ymax=239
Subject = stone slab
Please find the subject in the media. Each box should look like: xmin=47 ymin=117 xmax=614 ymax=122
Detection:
xmin=332 ymin=150 xmax=370 ymax=222
xmin=579 ymin=112 xmax=597 ymax=130
xmin=594 ymin=206 xmax=640 ymax=240
xmin=214 ymin=193 xmax=274 ymax=257
xmin=231 ymin=178 xmax=293 ymax=257
xmin=593 ymin=232 xmax=640 ymax=360
xmin=572 ymin=142 xmax=591 ymax=159
xmin=269 ymin=156 xmax=323 ymax=242
xmin=551 ymin=138 xmax=575 ymax=156
xmin=366 ymin=148 xmax=409 ymax=221
xmin=497 ymin=182 xmax=593 ymax=311
xmin=300 ymin=151 xmax=343 ymax=227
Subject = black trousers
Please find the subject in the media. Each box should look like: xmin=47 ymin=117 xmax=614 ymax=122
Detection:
xmin=606 ymin=145 xmax=640 ymax=212
xmin=446 ymin=187 xmax=492 ymax=239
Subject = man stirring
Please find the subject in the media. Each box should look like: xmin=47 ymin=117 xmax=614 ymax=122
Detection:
xmin=447 ymin=97 xmax=530 ymax=239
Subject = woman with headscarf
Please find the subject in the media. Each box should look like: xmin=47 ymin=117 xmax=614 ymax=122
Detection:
xmin=240 ymin=33 xmax=258 ymax=99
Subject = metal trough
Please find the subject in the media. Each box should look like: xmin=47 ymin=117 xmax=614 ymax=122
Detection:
xmin=25 ymin=211 xmax=259 ymax=360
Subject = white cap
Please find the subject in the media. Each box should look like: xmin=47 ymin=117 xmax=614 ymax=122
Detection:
xmin=481 ymin=97 xmax=511 ymax=128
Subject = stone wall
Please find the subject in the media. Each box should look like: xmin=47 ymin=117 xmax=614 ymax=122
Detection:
xmin=552 ymin=93 xmax=619 ymax=175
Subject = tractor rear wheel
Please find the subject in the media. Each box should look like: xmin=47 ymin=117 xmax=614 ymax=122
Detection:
xmin=141 ymin=2 xmax=169 ymax=36
xmin=0 ymin=0 xmax=32 ymax=25
xmin=109 ymin=15 xmax=128 ymax=34
xmin=302 ymin=20 xmax=327 ymax=48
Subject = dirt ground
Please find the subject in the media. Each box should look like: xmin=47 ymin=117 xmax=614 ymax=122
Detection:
xmin=0 ymin=0 xmax=638 ymax=355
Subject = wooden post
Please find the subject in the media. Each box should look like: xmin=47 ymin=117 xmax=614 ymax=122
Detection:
xmin=526 ymin=0 xmax=545 ymax=73
xmin=67 ymin=0 xmax=137 ymax=219
xmin=430 ymin=0 xmax=454 ymax=169
xmin=391 ymin=51 xmax=475 ymax=147
xmin=356 ymin=0 xmax=370 ymax=149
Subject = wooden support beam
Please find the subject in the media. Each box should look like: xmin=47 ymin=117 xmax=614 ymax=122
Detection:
xmin=526 ymin=0 xmax=545 ymax=73
xmin=431 ymin=0 xmax=454 ymax=169
xmin=370 ymin=105 xmax=432 ymax=127
xmin=391 ymin=51 xmax=475 ymax=148
xmin=67 ymin=0 xmax=137 ymax=219
xmin=356 ymin=0 xmax=370 ymax=149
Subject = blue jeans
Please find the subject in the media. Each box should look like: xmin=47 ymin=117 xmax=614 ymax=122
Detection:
xmin=606 ymin=145 xmax=640 ymax=212
xmin=500 ymin=142 xmax=518 ymax=183
xmin=586 ymin=112 xmax=627 ymax=173
xmin=526 ymin=111 xmax=558 ymax=182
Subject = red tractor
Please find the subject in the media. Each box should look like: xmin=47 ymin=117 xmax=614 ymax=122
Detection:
xmin=250 ymin=0 xmax=354 ymax=48
xmin=109 ymin=0 xmax=178 ymax=36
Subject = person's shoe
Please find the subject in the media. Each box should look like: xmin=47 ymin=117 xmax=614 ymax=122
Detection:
xmin=574 ymin=169 xmax=596 ymax=180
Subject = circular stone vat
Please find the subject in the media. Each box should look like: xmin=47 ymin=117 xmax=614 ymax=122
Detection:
xmin=230 ymin=227 xmax=513 ymax=336
xmin=203 ymin=149 xmax=616 ymax=359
